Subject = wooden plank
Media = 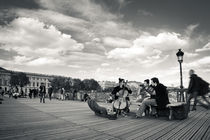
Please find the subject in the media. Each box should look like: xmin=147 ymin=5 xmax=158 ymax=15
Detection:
xmin=166 ymin=111 xmax=207 ymax=140
xmin=201 ymin=125 xmax=210 ymax=140
xmin=145 ymin=110 xmax=204 ymax=140
xmin=191 ymin=116 xmax=210 ymax=140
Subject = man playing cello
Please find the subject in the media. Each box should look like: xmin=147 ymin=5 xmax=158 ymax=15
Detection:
xmin=111 ymin=78 xmax=132 ymax=116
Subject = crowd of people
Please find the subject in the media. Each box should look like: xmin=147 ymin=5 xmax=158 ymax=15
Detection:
xmin=0 ymin=82 xmax=88 ymax=104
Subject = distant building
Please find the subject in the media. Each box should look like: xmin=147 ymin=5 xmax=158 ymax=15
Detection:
xmin=0 ymin=67 xmax=54 ymax=94
xmin=0 ymin=67 xmax=11 ymax=92
xmin=98 ymin=81 xmax=117 ymax=90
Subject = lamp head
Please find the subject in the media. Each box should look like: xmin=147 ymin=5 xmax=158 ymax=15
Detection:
xmin=176 ymin=49 xmax=184 ymax=63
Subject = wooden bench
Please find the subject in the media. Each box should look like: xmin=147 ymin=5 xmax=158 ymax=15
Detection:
xmin=167 ymin=102 xmax=188 ymax=120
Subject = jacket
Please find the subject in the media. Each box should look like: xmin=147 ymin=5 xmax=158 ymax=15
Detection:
xmin=153 ymin=83 xmax=170 ymax=109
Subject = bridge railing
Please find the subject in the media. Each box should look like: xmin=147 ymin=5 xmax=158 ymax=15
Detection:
xmin=168 ymin=88 xmax=188 ymax=103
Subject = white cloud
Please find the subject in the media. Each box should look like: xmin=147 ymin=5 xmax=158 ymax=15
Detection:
xmin=107 ymin=47 xmax=145 ymax=59
xmin=107 ymin=32 xmax=188 ymax=60
xmin=103 ymin=37 xmax=132 ymax=48
xmin=133 ymin=32 xmax=188 ymax=51
xmin=185 ymin=24 xmax=199 ymax=36
xmin=38 ymin=0 xmax=118 ymax=21
xmin=184 ymin=52 xmax=199 ymax=58
xmin=0 ymin=17 xmax=84 ymax=66
xmin=195 ymin=42 xmax=210 ymax=52
xmin=14 ymin=56 xmax=32 ymax=65
xmin=141 ymin=55 xmax=169 ymax=67
xmin=101 ymin=63 xmax=110 ymax=67
xmin=26 ymin=57 xmax=63 ymax=66
xmin=68 ymin=65 xmax=81 ymax=68
xmin=184 ymin=56 xmax=210 ymax=69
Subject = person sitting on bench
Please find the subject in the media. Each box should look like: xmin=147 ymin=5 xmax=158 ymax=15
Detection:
xmin=136 ymin=77 xmax=170 ymax=118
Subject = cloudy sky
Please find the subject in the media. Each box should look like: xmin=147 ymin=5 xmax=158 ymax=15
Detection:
xmin=0 ymin=0 xmax=210 ymax=87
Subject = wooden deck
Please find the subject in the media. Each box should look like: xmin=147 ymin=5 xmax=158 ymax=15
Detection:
xmin=0 ymin=97 xmax=210 ymax=140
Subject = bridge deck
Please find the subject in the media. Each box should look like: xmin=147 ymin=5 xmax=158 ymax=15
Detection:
xmin=0 ymin=97 xmax=210 ymax=140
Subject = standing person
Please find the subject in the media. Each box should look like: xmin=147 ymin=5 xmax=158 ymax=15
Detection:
xmin=48 ymin=85 xmax=53 ymax=101
xmin=111 ymin=78 xmax=132 ymax=116
xmin=39 ymin=83 xmax=46 ymax=103
xmin=136 ymin=77 xmax=169 ymax=118
xmin=0 ymin=86 xmax=4 ymax=102
xmin=187 ymin=69 xmax=210 ymax=111
xmin=29 ymin=89 xmax=32 ymax=99
xmin=60 ymin=88 xmax=65 ymax=101
xmin=73 ymin=89 xmax=77 ymax=100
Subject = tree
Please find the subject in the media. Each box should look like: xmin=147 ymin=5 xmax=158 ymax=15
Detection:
xmin=10 ymin=72 xmax=30 ymax=95
xmin=82 ymin=79 xmax=101 ymax=91
xmin=50 ymin=76 xmax=66 ymax=92
xmin=72 ymin=78 xmax=84 ymax=91
xmin=64 ymin=78 xmax=73 ymax=91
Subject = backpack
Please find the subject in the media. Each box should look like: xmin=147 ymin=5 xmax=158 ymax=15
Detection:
xmin=197 ymin=77 xmax=209 ymax=96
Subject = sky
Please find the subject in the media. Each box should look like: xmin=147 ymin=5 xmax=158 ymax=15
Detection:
xmin=0 ymin=0 xmax=210 ymax=87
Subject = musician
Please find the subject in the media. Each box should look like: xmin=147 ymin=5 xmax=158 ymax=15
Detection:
xmin=111 ymin=78 xmax=132 ymax=116
xmin=136 ymin=79 xmax=153 ymax=103
xmin=136 ymin=77 xmax=169 ymax=118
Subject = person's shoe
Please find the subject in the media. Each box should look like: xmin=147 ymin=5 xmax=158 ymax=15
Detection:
xmin=191 ymin=108 xmax=196 ymax=111
xmin=135 ymin=115 xmax=142 ymax=119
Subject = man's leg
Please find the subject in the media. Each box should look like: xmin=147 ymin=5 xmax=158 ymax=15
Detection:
xmin=201 ymin=95 xmax=210 ymax=105
xmin=192 ymin=92 xmax=198 ymax=110
xmin=136 ymin=99 xmax=156 ymax=117
xmin=197 ymin=95 xmax=210 ymax=109
xmin=43 ymin=94 xmax=45 ymax=103
xmin=187 ymin=93 xmax=194 ymax=111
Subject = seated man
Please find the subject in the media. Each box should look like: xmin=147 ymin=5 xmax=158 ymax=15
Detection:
xmin=136 ymin=77 xmax=170 ymax=118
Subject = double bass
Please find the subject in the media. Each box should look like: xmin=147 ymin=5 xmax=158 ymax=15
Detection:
xmin=113 ymin=81 xmax=129 ymax=110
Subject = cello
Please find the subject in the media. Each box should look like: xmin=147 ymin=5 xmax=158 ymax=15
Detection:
xmin=113 ymin=80 xmax=129 ymax=112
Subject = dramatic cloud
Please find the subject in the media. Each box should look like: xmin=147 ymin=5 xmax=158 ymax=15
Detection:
xmin=183 ymin=56 xmax=210 ymax=69
xmin=107 ymin=32 xmax=188 ymax=60
xmin=0 ymin=17 xmax=84 ymax=66
xmin=185 ymin=24 xmax=199 ymax=37
xmin=184 ymin=52 xmax=199 ymax=58
xmin=103 ymin=37 xmax=132 ymax=48
xmin=38 ymin=0 xmax=118 ymax=21
xmin=195 ymin=42 xmax=210 ymax=52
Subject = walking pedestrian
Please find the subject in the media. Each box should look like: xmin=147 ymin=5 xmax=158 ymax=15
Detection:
xmin=187 ymin=69 xmax=210 ymax=111
xmin=39 ymin=83 xmax=46 ymax=103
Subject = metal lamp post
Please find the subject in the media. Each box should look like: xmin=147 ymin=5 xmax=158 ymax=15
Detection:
xmin=176 ymin=49 xmax=184 ymax=102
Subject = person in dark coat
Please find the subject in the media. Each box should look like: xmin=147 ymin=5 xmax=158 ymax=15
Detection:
xmin=151 ymin=77 xmax=170 ymax=110
xmin=187 ymin=69 xmax=210 ymax=111
xmin=48 ymin=86 xmax=53 ymax=100
xmin=39 ymin=83 xmax=46 ymax=103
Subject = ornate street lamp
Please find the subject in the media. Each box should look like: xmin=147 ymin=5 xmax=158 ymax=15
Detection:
xmin=176 ymin=49 xmax=184 ymax=101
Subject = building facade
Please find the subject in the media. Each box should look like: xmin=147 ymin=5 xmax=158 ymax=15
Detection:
xmin=0 ymin=67 xmax=53 ymax=94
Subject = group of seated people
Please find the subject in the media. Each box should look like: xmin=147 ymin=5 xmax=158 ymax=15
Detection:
xmin=110 ymin=77 xmax=170 ymax=118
